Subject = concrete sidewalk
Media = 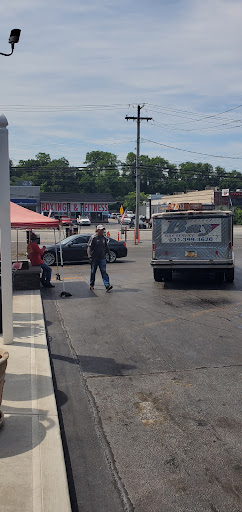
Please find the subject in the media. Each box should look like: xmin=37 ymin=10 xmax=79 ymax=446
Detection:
xmin=0 ymin=290 xmax=71 ymax=512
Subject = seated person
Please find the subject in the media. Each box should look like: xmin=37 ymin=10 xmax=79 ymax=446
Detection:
xmin=27 ymin=233 xmax=54 ymax=288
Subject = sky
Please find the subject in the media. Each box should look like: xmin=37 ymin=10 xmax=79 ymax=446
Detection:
xmin=1 ymin=0 xmax=242 ymax=173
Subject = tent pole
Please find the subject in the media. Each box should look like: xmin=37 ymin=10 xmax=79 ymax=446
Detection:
xmin=58 ymin=229 xmax=72 ymax=297
xmin=16 ymin=229 xmax=19 ymax=262
xmin=54 ymin=229 xmax=60 ymax=280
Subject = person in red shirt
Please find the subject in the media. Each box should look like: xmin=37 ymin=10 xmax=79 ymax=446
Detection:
xmin=27 ymin=233 xmax=54 ymax=288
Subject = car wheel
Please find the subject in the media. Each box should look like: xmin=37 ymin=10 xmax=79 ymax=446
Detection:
xmin=106 ymin=250 xmax=117 ymax=263
xmin=43 ymin=251 xmax=56 ymax=265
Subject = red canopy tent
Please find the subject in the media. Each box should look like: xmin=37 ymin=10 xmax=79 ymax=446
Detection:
xmin=9 ymin=203 xmax=71 ymax=296
xmin=10 ymin=202 xmax=59 ymax=229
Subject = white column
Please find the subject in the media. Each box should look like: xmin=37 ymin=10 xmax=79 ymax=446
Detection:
xmin=0 ymin=114 xmax=13 ymax=344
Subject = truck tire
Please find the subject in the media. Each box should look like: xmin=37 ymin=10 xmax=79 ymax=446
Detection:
xmin=153 ymin=269 xmax=163 ymax=282
xmin=225 ymin=268 xmax=234 ymax=282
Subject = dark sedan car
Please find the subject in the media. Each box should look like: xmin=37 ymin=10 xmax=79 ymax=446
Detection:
xmin=43 ymin=234 xmax=127 ymax=265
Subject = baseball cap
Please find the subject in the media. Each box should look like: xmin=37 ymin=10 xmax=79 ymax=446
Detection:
xmin=96 ymin=224 xmax=105 ymax=230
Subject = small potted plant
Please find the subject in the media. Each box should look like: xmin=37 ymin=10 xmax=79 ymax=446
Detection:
xmin=0 ymin=349 xmax=9 ymax=427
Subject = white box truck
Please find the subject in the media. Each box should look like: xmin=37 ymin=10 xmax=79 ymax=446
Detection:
xmin=151 ymin=210 xmax=234 ymax=282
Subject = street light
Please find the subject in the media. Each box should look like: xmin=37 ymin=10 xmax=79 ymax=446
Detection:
xmin=0 ymin=29 xmax=21 ymax=56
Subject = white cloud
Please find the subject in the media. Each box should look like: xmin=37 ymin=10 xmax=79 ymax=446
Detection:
xmin=1 ymin=0 xmax=242 ymax=171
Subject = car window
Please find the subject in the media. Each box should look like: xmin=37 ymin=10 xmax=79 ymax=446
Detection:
xmin=83 ymin=235 xmax=91 ymax=243
xmin=72 ymin=236 xmax=88 ymax=245
xmin=61 ymin=235 xmax=75 ymax=245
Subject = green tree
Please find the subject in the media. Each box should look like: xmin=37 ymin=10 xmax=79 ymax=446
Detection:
xmin=85 ymin=151 xmax=120 ymax=173
xmin=11 ymin=152 xmax=79 ymax=192
xmin=140 ymin=155 xmax=172 ymax=194
xmin=121 ymin=152 xmax=136 ymax=191
xmin=11 ymin=149 xmax=242 ymax=198
xmin=80 ymin=150 xmax=129 ymax=199
xmin=219 ymin=170 xmax=242 ymax=191
xmin=178 ymin=162 xmax=214 ymax=191
xmin=122 ymin=153 xmax=174 ymax=195
xmin=123 ymin=191 xmax=148 ymax=212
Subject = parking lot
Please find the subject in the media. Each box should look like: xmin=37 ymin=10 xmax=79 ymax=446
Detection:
xmin=40 ymin=225 xmax=242 ymax=512
xmin=10 ymin=218 xmax=152 ymax=259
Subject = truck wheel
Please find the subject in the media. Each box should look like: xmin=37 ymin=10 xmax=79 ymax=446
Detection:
xmin=153 ymin=269 xmax=163 ymax=282
xmin=225 ymin=268 xmax=234 ymax=282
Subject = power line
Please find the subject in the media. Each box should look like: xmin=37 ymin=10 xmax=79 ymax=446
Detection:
xmin=3 ymin=100 xmax=242 ymax=124
xmin=9 ymin=162 xmax=241 ymax=173
xmin=146 ymin=102 xmax=242 ymax=120
xmin=150 ymin=119 xmax=242 ymax=133
xmin=10 ymin=166 xmax=242 ymax=181
xmin=142 ymin=138 xmax=242 ymax=160
xmin=0 ymin=103 xmax=137 ymax=113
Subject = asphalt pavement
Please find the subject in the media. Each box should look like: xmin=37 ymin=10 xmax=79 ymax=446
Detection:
xmin=42 ymin=228 xmax=242 ymax=512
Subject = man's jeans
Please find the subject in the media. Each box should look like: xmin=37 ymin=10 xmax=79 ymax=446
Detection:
xmin=90 ymin=258 xmax=110 ymax=288
xmin=41 ymin=262 xmax=52 ymax=285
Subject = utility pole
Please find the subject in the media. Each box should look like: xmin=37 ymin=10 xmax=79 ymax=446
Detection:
xmin=125 ymin=105 xmax=152 ymax=240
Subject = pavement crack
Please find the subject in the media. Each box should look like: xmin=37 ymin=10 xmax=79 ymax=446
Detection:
xmin=83 ymin=363 xmax=242 ymax=380
xmin=54 ymin=299 xmax=134 ymax=512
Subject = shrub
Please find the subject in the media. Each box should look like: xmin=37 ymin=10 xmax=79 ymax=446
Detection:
xmin=234 ymin=208 xmax=242 ymax=225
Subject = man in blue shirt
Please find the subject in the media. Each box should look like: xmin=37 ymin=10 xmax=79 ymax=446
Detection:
xmin=87 ymin=225 xmax=113 ymax=292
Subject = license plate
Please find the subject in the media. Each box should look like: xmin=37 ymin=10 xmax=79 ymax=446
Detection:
xmin=185 ymin=251 xmax=197 ymax=257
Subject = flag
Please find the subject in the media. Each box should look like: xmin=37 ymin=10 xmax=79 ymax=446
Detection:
xmin=121 ymin=209 xmax=127 ymax=223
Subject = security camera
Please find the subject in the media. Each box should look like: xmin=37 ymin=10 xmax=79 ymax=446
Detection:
xmin=0 ymin=28 xmax=21 ymax=56
xmin=9 ymin=29 xmax=21 ymax=45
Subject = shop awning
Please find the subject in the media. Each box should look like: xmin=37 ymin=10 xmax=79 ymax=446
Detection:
xmin=10 ymin=202 xmax=59 ymax=229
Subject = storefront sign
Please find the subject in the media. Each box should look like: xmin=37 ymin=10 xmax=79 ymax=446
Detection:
xmin=84 ymin=203 xmax=108 ymax=213
xmin=41 ymin=202 xmax=81 ymax=213
xmin=229 ymin=191 xmax=242 ymax=206
xmin=230 ymin=191 xmax=242 ymax=197
xmin=70 ymin=203 xmax=80 ymax=212
xmin=41 ymin=201 xmax=109 ymax=214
